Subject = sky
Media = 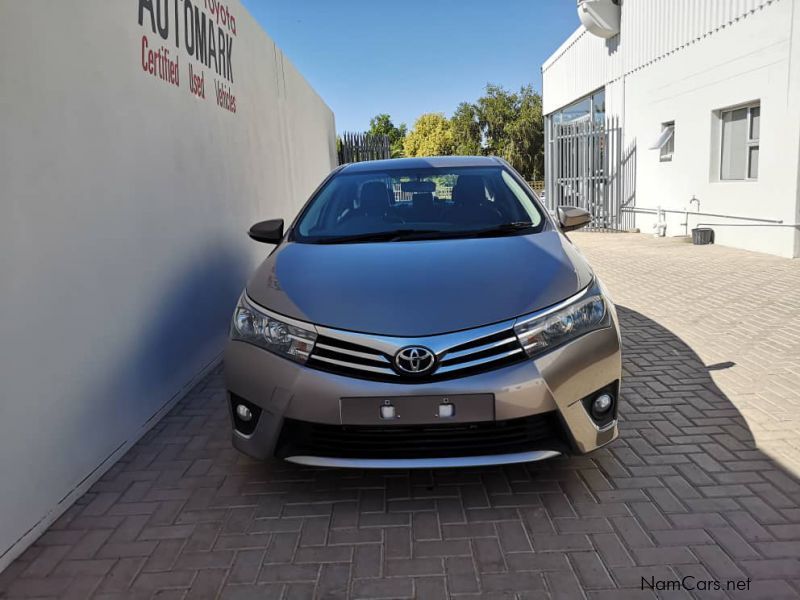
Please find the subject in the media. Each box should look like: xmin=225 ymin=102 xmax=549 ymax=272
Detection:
xmin=240 ymin=1 xmax=580 ymax=133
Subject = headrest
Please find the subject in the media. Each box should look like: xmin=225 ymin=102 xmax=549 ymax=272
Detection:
xmin=360 ymin=182 xmax=392 ymax=216
xmin=412 ymin=192 xmax=434 ymax=209
xmin=452 ymin=175 xmax=486 ymax=205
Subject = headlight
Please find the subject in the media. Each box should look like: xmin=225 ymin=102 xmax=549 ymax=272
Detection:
xmin=514 ymin=285 xmax=607 ymax=357
xmin=231 ymin=296 xmax=317 ymax=363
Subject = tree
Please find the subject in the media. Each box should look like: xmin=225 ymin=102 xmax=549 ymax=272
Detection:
xmin=476 ymin=84 xmax=517 ymax=157
xmin=403 ymin=113 xmax=454 ymax=157
xmin=504 ymin=87 xmax=544 ymax=181
xmin=368 ymin=113 xmax=407 ymax=158
xmin=450 ymin=102 xmax=482 ymax=156
xmin=475 ymin=84 xmax=544 ymax=180
xmin=372 ymin=83 xmax=544 ymax=177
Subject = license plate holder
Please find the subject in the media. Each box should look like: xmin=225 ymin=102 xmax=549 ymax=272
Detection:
xmin=340 ymin=394 xmax=494 ymax=425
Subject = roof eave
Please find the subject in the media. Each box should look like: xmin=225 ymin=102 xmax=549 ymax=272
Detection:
xmin=542 ymin=25 xmax=586 ymax=72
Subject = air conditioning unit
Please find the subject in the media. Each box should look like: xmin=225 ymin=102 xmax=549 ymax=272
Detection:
xmin=577 ymin=0 xmax=621 ymax=39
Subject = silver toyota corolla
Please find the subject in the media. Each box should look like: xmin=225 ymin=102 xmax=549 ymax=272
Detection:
xmin=224 ymin=156 xmax=621 ymax=468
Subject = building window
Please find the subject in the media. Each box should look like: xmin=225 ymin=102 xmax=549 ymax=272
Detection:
xmin=552 ymin=88 xmax=606 ymax=125
xmin=592 ymin=89 xmax=606 ymax=125
xmin=720 ymin=103 xmax=759 ymax=180
xmin=650 ymin=122 xmax=674 ymax=162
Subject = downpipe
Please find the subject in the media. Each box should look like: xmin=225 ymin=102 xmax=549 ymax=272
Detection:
xmin=679 ymin=196 xmax=701 ymax=236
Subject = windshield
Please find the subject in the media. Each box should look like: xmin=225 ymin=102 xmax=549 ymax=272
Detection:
xmin=293 ymin=166 xmax=545 ymax=243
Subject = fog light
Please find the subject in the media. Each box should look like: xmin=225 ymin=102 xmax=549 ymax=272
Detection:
xmin=236 ymin=404 xmax=253 ymax=422
xmin=592 ymin=393 xmax=613 ymax=417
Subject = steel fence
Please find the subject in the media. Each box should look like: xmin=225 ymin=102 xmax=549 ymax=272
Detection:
xmin=337 ymin=132 xmax=391 ymax=165
xmin=544 ymin=115 xmax=636 ymax=231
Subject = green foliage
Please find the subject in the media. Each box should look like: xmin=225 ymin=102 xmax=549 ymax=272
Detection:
xmin=403 ymin=113 xmax=454 ymax=157
xmin=476 ymin=84 xmax=544 ymax=180
xmin=450 ymin=102 xmax=482 ymax=156
xmin=368 ymin=113 xmax=407 ymax=158
xmin=476 ymin=84 xmax=516 ymax=156
xmin=365 ymin=83 xmax=544 ymax=179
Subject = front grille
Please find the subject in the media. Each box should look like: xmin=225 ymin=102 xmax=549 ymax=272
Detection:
xmin=307 ymin=327 xmax=526 ymax=383
xmin=275 ymin=413 xmax=568 ymax=459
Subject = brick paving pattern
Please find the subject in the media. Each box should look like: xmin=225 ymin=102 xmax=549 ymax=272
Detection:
xmin=1 ymin=232 xmax=799 ymax=599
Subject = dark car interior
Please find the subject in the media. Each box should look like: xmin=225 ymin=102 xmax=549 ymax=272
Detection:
xmin=295 ymin=168 xmax=543 ymax=240
xmin=351 ymin=176 xmax=503 ymax=228
xmin=376 ymin=176 xmax=506 ymax=226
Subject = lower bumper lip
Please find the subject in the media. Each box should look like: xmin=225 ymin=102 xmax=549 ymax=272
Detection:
xmin=283 ymin=450 xmax=562 ymax=469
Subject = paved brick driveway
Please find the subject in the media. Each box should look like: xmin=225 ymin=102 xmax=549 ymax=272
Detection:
xmin=1 ymin=233 xmax=799 ymax=599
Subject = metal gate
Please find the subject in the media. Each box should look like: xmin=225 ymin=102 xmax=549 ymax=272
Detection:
xmin=544 ymin=115 xmax=636 ymax=231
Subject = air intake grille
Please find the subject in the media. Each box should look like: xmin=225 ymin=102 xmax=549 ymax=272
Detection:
xmin=306 ymin=328 xmax=526 ymax=383
xmin=275 ymin=412 xmax=568 ymax=459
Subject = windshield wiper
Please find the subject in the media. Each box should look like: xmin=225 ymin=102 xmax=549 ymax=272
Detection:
xmin=391 ymin=222 xmax=535 ymax=241
xmin=466 ymin=221 xmax=536 ymax=237
xmin=310 ymin=222 xmax=535 ymax=244
xmin=311 ymin=229 xmax=441 ymax=244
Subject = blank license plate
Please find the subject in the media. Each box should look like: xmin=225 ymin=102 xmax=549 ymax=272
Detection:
xmin=340 ymin=394 xmax=494 ymax=425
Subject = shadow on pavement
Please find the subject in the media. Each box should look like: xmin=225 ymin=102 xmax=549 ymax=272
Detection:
xmin=1 ymin=306 xmax=799 ymax=598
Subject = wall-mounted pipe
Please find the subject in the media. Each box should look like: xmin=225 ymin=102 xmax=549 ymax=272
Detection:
xmin=695 ymin=223 xmax=800 ymax=228
xmin=622 ymin=206 xmax=783 ymax=224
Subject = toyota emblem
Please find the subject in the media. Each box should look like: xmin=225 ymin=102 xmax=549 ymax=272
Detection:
xmin=394 ymin=346 xmax=436 ymax=375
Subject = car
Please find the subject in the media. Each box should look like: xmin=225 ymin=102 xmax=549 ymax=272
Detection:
xmin=224 ymin=156 xmax=621 ymax=468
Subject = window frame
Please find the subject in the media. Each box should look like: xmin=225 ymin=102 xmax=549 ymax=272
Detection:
xmin=289 ymin=165 xmax=548 ymax=243
xmin=719 ymin=102 xmax=760 ymax=181
xmin=552 ymin=87 xmax=606 ymax=125
xmin=659 ymin=121 xmax=675 ymax=162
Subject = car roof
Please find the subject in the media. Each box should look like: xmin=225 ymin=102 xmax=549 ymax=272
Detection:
xmin=339 ymin=156 xmax=504 ymax=173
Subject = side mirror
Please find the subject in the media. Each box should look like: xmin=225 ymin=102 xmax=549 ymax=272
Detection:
xmin=557 ymin=206 xmax=592 ymax=232
xmin=248 ymin=219 xmax=284 ymax=244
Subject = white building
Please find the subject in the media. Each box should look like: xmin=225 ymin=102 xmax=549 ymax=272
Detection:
xmin=542 ymin=0 xmax=800 ymax=258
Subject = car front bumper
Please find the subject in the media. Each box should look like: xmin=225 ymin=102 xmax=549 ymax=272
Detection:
xmin=223 ymin=313 xmax=622 ymax=468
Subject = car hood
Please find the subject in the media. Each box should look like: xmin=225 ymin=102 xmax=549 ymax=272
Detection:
xmin=246 ymin=230 xmax=593 ymax=337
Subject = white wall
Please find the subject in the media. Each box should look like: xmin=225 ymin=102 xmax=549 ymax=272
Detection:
xmin=0 ymin=0 xmax=336 ymax=571
xmin=625 ymin=0 xmax=799 ymax=256
xmin=542 ymin=0 xmax=800 ymax=257
xmin=543 ymin=0 xmax=775 ymax=115
xmin=542 ymin=28 xmax=622 ymax=116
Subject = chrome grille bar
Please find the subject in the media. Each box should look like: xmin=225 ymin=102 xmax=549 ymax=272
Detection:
xmin=311 ymin=354 xmax=397 ymax=376
xmin=314 ymin=343 xmax=391 ymax=363
xmin=435 ymin=347 xmax=524 ymax=375
xmin=441 ymin=336 xmax=519 ymax=362
xmin=307 ymin=321 xmax=526 ymax=382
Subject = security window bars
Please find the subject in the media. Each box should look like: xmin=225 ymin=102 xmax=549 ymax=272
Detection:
xmin=720 ymin=103 xmax=759 ymax=180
